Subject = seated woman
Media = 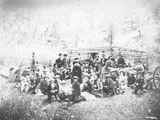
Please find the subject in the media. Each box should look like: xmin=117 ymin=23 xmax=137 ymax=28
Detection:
xmin=47 ymin=79 xmax=59 ymax=103
xmin=82 ymin=67 xmax=90 ymax=79
xmin=101 ymin=61 xmax=118 ymax=96
xmin=127 ymin=73 xmax=136 ymax=87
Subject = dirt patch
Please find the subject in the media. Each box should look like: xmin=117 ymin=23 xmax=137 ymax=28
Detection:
xmin=70 ymin=90 xmax=150 ymax=120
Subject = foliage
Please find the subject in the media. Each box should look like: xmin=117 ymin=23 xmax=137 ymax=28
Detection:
xmin=0 ymin=95 xmax=51 ymax=120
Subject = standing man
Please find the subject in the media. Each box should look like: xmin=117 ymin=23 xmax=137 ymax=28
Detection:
xmin=134 ymin=60 xmax=145 ymax=94
xmin=31 ymin=52 xmax=36 ymax=72
xmin=62 ymin=54 xmax=68 ymax=68
xmin=71 ymin=60 xmax=82 ymax=84
xmin=55 ymin=53 xmax=63 ymax=68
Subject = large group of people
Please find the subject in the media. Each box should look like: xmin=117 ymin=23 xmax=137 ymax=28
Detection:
xmin=9 ymin=51 xmax=146 ymax=103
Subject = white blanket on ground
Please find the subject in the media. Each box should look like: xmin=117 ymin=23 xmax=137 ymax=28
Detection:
xmin=81 ymin=92 xmax=97 ymax=101
xmin=58 ymin=79 xmax=72 ymax=95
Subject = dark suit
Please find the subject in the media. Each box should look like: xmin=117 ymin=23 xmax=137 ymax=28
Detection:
xmin=72 ymin=66 xmax=82 ymax=83
xmin=117 ymin=57 xmax=125 ymax=67
xmin=55 ymin=58 xmax=63 ymax=68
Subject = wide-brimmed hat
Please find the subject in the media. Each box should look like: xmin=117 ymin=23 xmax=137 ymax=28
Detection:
xmin=58 ymin=53 xmax=62 ymax=56
xmin=54 ymin=74 xmax=60 ymax=78
xmin=73 ymin=76 xmax=79 ymax=79
xmin=63 ymin=54 xmax=67 ymax=56
xmin=73 ymin=59 xmax=80 ymax=65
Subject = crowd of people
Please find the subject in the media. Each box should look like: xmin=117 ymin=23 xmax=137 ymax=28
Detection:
xmin=9 ymin=51 xmax=146 ymax=103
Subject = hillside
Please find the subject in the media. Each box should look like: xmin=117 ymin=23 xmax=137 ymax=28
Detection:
xmin=0 ymin=74 xmax=159 ymax=120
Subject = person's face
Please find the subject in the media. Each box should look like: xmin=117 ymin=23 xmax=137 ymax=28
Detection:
xmin=91 ymin=69 xmax=94 ymax=73
xmin=105 ymin=62 xmax=109 ymax=67
xmin=96 ymin=56 xmax=99 ymax=59
xmin=32 ymin=52 xmax=35 ymax=57
xmin=119 ymin=54 xmax=123 ymax=58
xmin=83 ymin=77 xmax=89 ymax=82
xmin=75 ymin=63 xmax=79 ymax=66
xmin=64 ymin=55 xmax=67 ymax=59
xmin=84 ymin=68 xmax=87 ymax=72
xmin=60 ymin=55 xmax=63 ymax=60
xmin=74 ymin=78 xmax=78 ymax=82
xmin=26 ymin=75 xmax=30 ymax=79
xmin=85 ymin=63 xmax=89 ymax=67
xmin=55 ymin=75 xmax=60 ymax=80
xmin=59 ymin=54 xmax=62 ymax=58
xmin=43 ymin=71 xmax=47 ymax=75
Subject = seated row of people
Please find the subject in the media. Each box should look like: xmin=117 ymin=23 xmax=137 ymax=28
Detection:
xmin=10 ymin=52 xmax=146 ymax=102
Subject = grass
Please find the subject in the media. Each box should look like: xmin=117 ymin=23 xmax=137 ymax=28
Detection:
xmin=0 ymin=76 xmax=59 ymax=120
xmin=0 ymin=75 xmax=160 ymax=120
xmin=0 ymin=89 xmax=160 ymax=120
xmin=146 ymin=89 xmax=160 ymax=119
xmin=70 ymin=90 xmax=160 ymax=120
xmin=0 ymin=94 xmax=52 ymax=120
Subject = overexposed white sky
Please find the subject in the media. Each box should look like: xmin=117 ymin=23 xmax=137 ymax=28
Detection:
xmin=0 ymin=0 xmax=159 ymax=60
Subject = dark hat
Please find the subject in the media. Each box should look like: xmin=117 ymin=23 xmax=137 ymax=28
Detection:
xmin=111 ymin=57 xmax=115 ymax=61
xmin=73 ymin=61 xmax=77 ymax=65
xmin=9 ymin=67 xmax=14 ymax=71
xmin=74 ymin=58 xmax=79 ymax=60
xmin=73 ymin=58 xmax=79 ymax=65
xmin=85 ymin=59 xmax=90 ymax=63
xmin=64 ymin=54 xmax=67 ymax=56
